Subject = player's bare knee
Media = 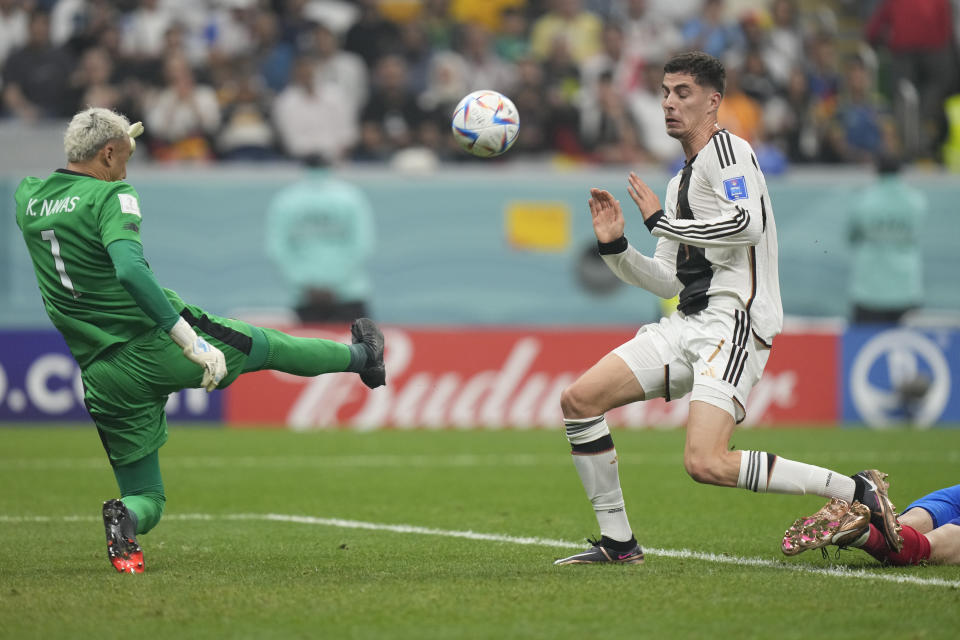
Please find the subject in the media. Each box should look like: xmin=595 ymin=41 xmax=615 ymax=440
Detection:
xmin=560 ymin=385 xmax=595 ymax=419
xmin=684 ymin=453 xmax=723 ymax=485
xmin=559 ymin=386 xmax=580 ymax=418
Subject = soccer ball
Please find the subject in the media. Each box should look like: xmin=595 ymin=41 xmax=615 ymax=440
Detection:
xmin=451 ymin=90 xmax=520 ymax=158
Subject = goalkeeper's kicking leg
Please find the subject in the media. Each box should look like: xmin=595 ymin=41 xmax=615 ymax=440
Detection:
xmin=242 ymin=319 xmax=385 ymax=389
xmin=87 ymin=314 xmax=385 ymax=573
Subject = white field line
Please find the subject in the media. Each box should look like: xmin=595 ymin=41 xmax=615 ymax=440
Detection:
xmin=1 ymin=449 xmax=959 ymax=471
xmin=1 ymin=512 xmax=958 ymax=589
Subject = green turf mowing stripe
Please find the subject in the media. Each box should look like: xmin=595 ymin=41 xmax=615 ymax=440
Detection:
xmin=3 ymin=512 xmax=958 ymax=589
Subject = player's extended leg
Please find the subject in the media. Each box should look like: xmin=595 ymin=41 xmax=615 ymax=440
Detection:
xmin=244 ymin=320 xmax=385 ymax=389
xmin=686 ymin=381 xmax=902 ymax=554
xmin=846 ymin=519 xmax=935 ymax=566
xmin=684 ymin=390 xmax=858 ymax=500
xmin=862 ymin=484 xmax=960 ymax=565
xmin=686 ymin=327 xmax=901 ymax=552
xmin=926 ymin=522 xmax=960 ymax=564
xmin=554 ymin=352 xmax=645 ymax=565
xmin=783 ymin=485 xmax=960 ymax=564
xmin=901 ymin=484 xmax=960 ymax=535
xmin=900 ymin=506 xmax=936 ymax=533
xmin=175 ymin=302 xmax=385 ymax=389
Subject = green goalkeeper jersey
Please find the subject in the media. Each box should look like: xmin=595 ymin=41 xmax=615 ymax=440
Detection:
xmin=15 ymin=169 xmax=182 ymax=368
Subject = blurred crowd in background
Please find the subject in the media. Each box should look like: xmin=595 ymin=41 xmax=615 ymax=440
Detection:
xmin=1 ymin=0 xmax=958 ymax=170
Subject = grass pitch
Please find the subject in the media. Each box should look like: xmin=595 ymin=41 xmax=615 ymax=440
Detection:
xmin=1 ymin=425 xmax=959 ymax=639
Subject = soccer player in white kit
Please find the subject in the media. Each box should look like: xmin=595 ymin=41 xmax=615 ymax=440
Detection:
xmin=553 ymin=52 xmax=903 ymax=565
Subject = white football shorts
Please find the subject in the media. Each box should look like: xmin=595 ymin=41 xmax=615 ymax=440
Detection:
xmin=612 ymin=297 xmax=771 ymax=423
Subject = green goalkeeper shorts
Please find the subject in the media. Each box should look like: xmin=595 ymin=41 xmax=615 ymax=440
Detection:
xmin=81 ymin=304 xmax=260 ymax=467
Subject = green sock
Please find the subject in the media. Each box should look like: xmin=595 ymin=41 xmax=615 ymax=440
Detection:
xmin=255 ymin=327 xmax=352 ymax=376
xmin=113 ymin=449 xmax=166 ymax=535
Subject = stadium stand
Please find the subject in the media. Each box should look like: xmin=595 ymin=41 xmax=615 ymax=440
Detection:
xmin=1 ymin=0 xmax=956 ymax=167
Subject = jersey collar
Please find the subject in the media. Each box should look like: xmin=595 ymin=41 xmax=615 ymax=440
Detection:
xmin=55 ymin=168 xmax=97 ymax=178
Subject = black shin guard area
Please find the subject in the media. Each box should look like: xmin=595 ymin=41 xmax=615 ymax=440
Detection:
xmin=853 ymin=474 xmax=866 ymax=503
xmin=600 ymin=535 xmax=637 ymax=552
xmin=571 ymin=434 xmax=614 ymax=454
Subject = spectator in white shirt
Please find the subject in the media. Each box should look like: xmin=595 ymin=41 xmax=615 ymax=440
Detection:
xmin=311 ymin=20 xmax=368 ymax=111
xmin=0 ymin=0 xmax=28 ymax=69
xmin=145 ymin=54 xmax=221 ymax=161
xmin=121 ymin=0 xmax=172 ymax=59
xmin=273 ymin=56 xmax=358 ymax=162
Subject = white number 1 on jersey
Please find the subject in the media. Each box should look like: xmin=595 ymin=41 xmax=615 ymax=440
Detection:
xmin=41 ymin=229 xmax=80 ymax=299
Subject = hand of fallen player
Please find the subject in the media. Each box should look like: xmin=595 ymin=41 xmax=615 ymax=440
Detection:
xmin=169 ymin=318 xmax=227 ymax=392
xmin=588 ymin=188 xmax=625 ymax=243
xmin=627 ymin=172 xmax=663 ymax=221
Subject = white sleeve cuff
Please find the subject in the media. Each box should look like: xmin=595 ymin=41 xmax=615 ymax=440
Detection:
xmin=168 ymin=316 xmax=198 ymax=348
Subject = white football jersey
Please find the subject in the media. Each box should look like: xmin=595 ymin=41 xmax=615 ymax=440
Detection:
xmin=602 ymin=129 xmax=783 ymax=345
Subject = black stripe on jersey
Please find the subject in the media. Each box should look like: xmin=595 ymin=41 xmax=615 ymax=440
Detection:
xmin=675 ymin=158 xmax=713 ymax=315
xmin=751 ymin=154 xmax=759 ymax=170
xmin=657 ymin=206 xmax=748 ymax=232
xmin=723 ymin=310 xmax=752 ymax=385
xmin=712 ymin=130 xmax=735 ymax=167
xmin=745 ymin=246 xmax=758 ymax=312
xmin=712 ymin=135 xmax=729 ymax=169
xmin=721 ymin=131 xmax=736 ymax=165
xmin=656 ymin=206 xmax=750 ymax=240
xmin=664 ymin=364 xmax=671 ymax=402
xmin=730 ymin=309 xmax=740 ymax=345
xmin=746 ymin=451 xmax=756 ymax=491
xmin=739 ymin=310 xmax=751 ymax=348
xmin=733 ymin=351 xmax=749 ymax=386
xmin=760 ymin=195 xmax=767 ymax=232
xmin=180 ymin=308 xmax=252 ymax=355
xmin=752 ymin=330 xmax=772 ymax=349
xmin=723 ymin=311 xmax=743 ymax=381
xmin=726 ymin=345 xmax=746 ymax=385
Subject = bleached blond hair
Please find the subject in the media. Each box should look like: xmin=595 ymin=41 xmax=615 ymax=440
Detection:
xmin=64 ymin=107 xmax=131 ymax=162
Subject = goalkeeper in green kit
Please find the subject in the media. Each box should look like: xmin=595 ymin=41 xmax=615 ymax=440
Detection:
xmin=14 ymin=108 xmax=386 ymax=574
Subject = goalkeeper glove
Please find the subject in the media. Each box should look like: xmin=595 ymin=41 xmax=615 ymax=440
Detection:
xmin=169 ymin=317 xmax=227 ymax=392
xmin=128 ymin=121 xmax=144 ymax=153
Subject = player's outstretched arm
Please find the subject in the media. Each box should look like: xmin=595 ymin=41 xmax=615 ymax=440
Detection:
xmin=108 ymin=240 xmax=226 ymax=391
xmin=589 ymin=188 xmax=681 ymax=299
xmin=588 ymin=188 xmax=624 ymax=242
xmin=627 ymin=172 xmax=762 ymax=248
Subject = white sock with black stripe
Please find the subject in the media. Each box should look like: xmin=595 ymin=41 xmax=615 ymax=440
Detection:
xmin=737 ymin=451 xmax=856 ymax=500
xmin=565 ymin=416 xmax=634 ymax=544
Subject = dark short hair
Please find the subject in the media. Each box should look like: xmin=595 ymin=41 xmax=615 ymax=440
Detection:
xmin=874 ymin=151 xmax=902 ymax=175
xmin=664 ymin=51 xmax=726 ymax=96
